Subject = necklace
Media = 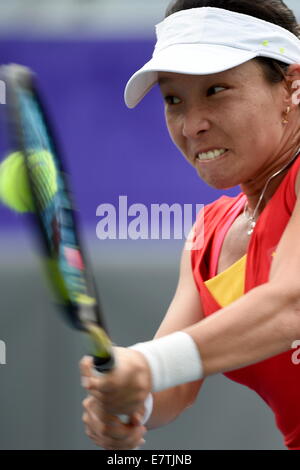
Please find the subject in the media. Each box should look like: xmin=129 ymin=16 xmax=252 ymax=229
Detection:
xmin=244 ymin=147 xmax=300 ymax=236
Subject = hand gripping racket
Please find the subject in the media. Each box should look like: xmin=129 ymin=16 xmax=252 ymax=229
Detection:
xmin=0 ymin=64 xmax=129 ymax=423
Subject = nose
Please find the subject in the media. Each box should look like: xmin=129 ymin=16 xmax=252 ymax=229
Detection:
xmin=182 ymin=105 xmax=210 ymax=139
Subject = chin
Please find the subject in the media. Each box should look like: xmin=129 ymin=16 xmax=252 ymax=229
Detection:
xmin=198 ymin=173 xmax=237 ymax=190
xmin=208 ymin=182 xmax=236 ymax=190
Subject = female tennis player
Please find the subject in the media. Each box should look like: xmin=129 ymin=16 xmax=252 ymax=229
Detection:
xmin=80 ymin=0 xmax=300 ymax=450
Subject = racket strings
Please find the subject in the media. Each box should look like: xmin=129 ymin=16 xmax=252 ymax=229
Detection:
xmin=19 ymin=90 xmax=86 ymax=296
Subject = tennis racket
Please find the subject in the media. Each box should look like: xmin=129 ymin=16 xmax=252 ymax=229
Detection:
xmin=0 ymin=63 xmax=129 ymax=422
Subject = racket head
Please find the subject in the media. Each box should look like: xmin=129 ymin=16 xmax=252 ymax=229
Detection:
xmin=0 ymin=63 xmax=114 ymax=371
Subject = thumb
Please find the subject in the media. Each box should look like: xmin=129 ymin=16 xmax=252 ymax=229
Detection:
xmin=130 ymin=411 xmax=145 ymax=427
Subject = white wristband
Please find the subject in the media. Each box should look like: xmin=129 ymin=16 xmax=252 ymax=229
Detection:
xmin=130 ymin=331 xmax=203 ymax=392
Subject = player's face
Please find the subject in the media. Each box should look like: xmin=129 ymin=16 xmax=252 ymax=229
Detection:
xmin=158 ymin=60 xmax=292 ymax=190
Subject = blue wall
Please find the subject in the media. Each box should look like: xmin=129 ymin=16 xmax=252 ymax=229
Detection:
xmin=0 ymin=39 xmax=239 ymax=233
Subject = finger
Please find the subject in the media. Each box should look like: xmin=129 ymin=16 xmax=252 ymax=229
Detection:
xmin=100 ymin=427 xmax=147 ymax=450
xmin=96 ymin=392 xmax=144 ymax=416
xmin=101 ymin=420 xmax=147 ymax=442
xmin=84 ymin=388 xmax=103 ymax=401
xmin=82 ymin=370 xmax=114 ymax=393
xmin=86 ymin=375 xmax=111 ymax=393
xmin=84 ymin=418 xmax=146 ymax=451
xmin=79 ymin=355 xmax=94 ymax=374
xmin=130 ymin=410 xmax=145 ymax=427
xmin=83 ymin=396 xmax=128 ymax=428
xmin=83 ymin=408 xmax=147 ymax=445
xmin=82 ymin=394 xmax=134 ymax=432
xmin=83 ymin=395 xmax=103 ymax=417
xmin=79 ymin=355 xmax=93 ymax=370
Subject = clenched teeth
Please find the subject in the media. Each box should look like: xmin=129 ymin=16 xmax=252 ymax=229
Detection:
xmin=197 ymin=149 xmax=227 ymax=160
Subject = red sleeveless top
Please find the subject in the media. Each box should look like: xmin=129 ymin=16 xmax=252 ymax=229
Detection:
xmin=191 ymin=156 xmax=300 ymax=450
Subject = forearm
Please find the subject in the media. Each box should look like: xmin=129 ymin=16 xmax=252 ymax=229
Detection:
xmin=146 ymin=380 xmax=203 ymax=429
xmin=81 ymin=281 xmax=299 ymax=443
xmin=129 ymin=282 xmax=299 ymax=429
xmin=185 ymin=282 xmax=300 ymax=377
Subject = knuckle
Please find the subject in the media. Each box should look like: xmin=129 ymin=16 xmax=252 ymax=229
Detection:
xmin=82 ymin=412 xmax=89 ymax=425
xmin=79 ymin=355 xmax=91 ymax=370
xmin=79 ymin=358 xmax=85 ymax=369
xmin=83 ymin=396 xmax=95 ymax=409
xmin=82 ymin=397 xmax=91 ymax=409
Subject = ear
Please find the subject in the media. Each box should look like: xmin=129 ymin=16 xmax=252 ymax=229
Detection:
xmin=283 ymin=64 xmax=300 ymax=109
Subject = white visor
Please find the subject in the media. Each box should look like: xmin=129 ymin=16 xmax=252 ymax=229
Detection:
xmin=124 ymin=7 xmax=300 ymax=108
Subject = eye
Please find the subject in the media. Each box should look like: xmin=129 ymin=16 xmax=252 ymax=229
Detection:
xmin=207 ymin=85 xmax=226 ymax=96
xmin=164 ymin=95 xmax=182 ymax=105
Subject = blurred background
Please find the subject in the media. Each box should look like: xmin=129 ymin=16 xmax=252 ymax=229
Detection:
xmin=0 ymin=0 xmax=298 ymax=450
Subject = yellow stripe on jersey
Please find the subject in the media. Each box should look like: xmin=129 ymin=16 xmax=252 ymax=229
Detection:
xmin=205 ymin=255 xmax=247 ymax=307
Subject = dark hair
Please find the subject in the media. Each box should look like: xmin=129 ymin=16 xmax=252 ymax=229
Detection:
xmin=165 ymin=0 xmax=300 ymax=84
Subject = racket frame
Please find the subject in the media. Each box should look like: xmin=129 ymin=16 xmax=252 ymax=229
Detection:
xmin=1 ymin=63 xmax=115 ymax=373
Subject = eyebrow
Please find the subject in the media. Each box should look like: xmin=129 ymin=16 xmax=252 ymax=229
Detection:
xmin=157 ymin=76 xmax=173 ymax=86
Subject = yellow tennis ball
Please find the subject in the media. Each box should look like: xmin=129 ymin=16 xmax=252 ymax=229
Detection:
xmin=0 ymin=150 xmax=58 ymax=213
xmin=0 ymin=151 xmax=34 ymax=212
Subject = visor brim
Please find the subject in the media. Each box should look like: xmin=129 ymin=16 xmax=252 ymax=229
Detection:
xmin=124 ymin=44 xmax=257 ymax=108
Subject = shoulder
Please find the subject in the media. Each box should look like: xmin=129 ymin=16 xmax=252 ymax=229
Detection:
xmin=269 ymin=160 xmax=300 ymax=295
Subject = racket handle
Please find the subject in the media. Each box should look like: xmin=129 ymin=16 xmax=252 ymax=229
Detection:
xmin=92 ymin=368 xmax=130 ymax=424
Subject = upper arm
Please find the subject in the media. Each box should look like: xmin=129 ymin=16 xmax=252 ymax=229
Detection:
xmin=154 ymin=244 xmax=204 ymax=338
xmin=269 ymin=167 xmax=300 ymax=299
